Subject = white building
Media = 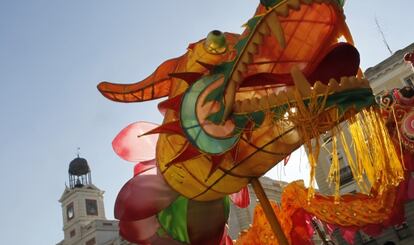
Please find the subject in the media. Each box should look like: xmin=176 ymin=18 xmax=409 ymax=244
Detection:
xmin=57 ymin=156 xmax=132 ymax=245
xmin=365 ymin=42 xmax=414 ymax=96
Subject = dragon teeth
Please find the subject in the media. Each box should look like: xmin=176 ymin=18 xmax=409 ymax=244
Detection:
xmin=233 ymin=76 xmax=372 ymax=114
xmin=232 ymin=71 xmax=242 ymax=84
xmin=240 ymin=52 xmax=253 ymax=64
xmin=235 ymin=100 xmax=242 ymax=112
xmin=274 ymin=4 xmax=289 ymax=17
xmin=242 ymin=99 xmax=253 ymax=111
xmin=339 ymin=77 xmax=352 ymax=91
xmin=361 ymin=78 xmax=370 ymax=87
xmin=287 ymin=0 xmax=301 ymax=10
xmin=278 ymin=91 xmax=288 ymax=101
xmin=313 ymin=81 xmax=328 ymax=94
xmin=252 ymin=97 xmax=261 ymax=107
xmin=251 ymin=34 xmax=263 ymax=45
xmin=286 ymin=88 xmax=296 ymax=100
xmin=328 ymin=78 xmax=340 ymax=92
xmin=238 ymin=63 xmax=248 ymax=73
xmin=349 ymin=76 xmax=359 ymax=86
xmin=246 ymin=43 xmax=258 ymax=55
xmin=266 ymin=11 xmax=286 ymax=49
xmin=259 ymin=96 xmax=270 ymax=110
xmin=258 ymin=24 xmax=270 ymax=36
xmin=291 ymin=66 xmax=312 ymax=96
xmin=268 ymin=93 xmax=280 ymax=105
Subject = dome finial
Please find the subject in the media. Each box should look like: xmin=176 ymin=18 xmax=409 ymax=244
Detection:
xmin=68 ymin=154 xmax=92 ymax=188
xmin=76 ymin=147 xmax=81 ymax=158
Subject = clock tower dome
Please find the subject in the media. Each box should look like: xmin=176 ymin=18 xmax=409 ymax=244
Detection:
xmin=58 ymin=156 xmax=106 ymax=245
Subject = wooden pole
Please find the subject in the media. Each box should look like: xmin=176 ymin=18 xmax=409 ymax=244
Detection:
xmin=311 ymin=219 xmax=329 ymax=245
xmin=251 ymin=178 xmax=289 ymax=245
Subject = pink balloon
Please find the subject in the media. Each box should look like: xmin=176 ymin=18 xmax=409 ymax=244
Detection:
xmin=112 ymin=121 xmax=159 ymax=162
xmin=115 ymin=166 xmax=179 ymax=221
xmin=230 ymin=186 xmax=250 ymax=208
xmin=119 ymin=216 xmax=160 ymax=243
xmin=120 ymin=219 xmax=186 ymax=245
xmin=340 ymin=228 xmax=356 ymax=245
xmin=220 ymin=226 xmax=233 ymax=245
xmin=134 ymin=159 xmax=157 ymax=176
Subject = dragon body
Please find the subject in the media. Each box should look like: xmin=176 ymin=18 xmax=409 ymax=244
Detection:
xmin=98 ymin=1 xmax=406 ymax=244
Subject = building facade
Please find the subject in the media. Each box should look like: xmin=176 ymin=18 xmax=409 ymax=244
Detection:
xmin=365 ymin=43 xmax=414 ymax=96
xmin=57 ymin=156 xmax=131 ymax=245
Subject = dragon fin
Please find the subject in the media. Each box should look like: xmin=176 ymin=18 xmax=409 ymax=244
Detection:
xmin=166 ymin=144 xmax=202 ymax=167
xmin=140 ymin=121 xmax=184 ymax=136
xmin=158 ymin=94 xmax=184 ymax=115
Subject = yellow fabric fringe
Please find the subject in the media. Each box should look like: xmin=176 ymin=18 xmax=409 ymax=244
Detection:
xmin=290 ymin=87 xmax=404 ymax=201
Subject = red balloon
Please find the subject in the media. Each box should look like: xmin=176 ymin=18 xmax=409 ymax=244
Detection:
xmin=229 ymin=186 xmax=250 ymax=208
xmin=115 ymin=167 xmax=179 ymax=221
xmin=112 ymin=121 xmax=159 ymax=162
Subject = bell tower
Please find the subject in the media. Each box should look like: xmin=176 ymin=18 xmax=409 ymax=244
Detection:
xmin=58 ymin=156 xmax=106 ymax=245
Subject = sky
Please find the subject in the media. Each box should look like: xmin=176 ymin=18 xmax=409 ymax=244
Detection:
xmin=0 ymin=1 xmax=413 ymax=244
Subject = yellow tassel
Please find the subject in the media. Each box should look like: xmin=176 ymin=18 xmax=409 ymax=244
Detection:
xmin=286 ymin=63 xmax=405 ymax=202
xmin=286 ymin=80 xmax=404 ymax=202
xmin=343 ymin=108 xmax=404 ymax=196
xmin=327 ymin=128 xmax=340 ymax=203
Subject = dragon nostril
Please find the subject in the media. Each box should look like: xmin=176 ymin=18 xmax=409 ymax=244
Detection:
xmin=204 ymin=30 xmax=227 ymax=55
xmin=211 ymin=30 xmax=222 ymax=36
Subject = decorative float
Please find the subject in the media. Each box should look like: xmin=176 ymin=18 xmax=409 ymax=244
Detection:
xmin=98 ymin=0 xmax=410 ymax=244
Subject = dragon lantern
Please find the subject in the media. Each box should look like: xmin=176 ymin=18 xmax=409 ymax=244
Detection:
xmin=98 ymin=0 xmax=406 ymax=244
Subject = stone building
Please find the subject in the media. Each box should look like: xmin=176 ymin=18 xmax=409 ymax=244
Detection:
xmin=365 ymin=42 xmax=414 ymax=96
xmin=57 ymin=156 xmax=131 ymax=245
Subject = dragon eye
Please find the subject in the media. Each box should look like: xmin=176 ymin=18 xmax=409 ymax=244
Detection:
xmin=204 ymin=30 xmax=227 ymax=55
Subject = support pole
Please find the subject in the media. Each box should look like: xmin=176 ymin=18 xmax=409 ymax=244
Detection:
xmin=311 ymin=219 xmax=329 ymax=245
xmin=251 ymin=178 xmax=289 ymax=245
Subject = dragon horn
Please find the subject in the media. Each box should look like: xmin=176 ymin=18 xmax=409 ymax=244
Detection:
xmin=97 ymin=56 xmax=183 ymax=103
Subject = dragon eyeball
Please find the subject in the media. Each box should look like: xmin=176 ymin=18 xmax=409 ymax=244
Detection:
xmin=204 ymin=30 xmax=227 ymax=55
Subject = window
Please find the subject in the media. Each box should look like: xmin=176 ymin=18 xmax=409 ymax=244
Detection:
xmin=394 ymin=222 xmax=412 ymax=240
xmin=70 ymin=229 xmax=76 ymax=238
xmin=85 ymin=199 xmax=98 ymax=216
xmin=85 ymin=237 xmax=96 ymax=245
xmin=66 ymin=202 xmax=74 ymax=220
xmin=359 ymin=232 xmax=377 ymax=245
xmin=323 ymin=136 xmax=332 ymax=145
xmin=339 ymin=166 xmax=354 ymax=186
xmin=404 ymin=75 xmax=414 ymax=87
xmin=327 ymin=151 xmax=354 ymax=186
